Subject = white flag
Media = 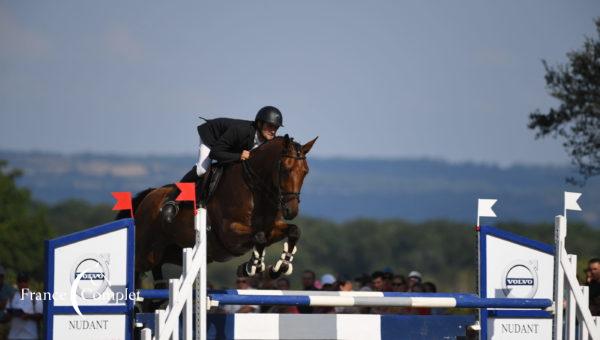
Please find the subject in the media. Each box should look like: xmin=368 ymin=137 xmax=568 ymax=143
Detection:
xmin=564 ymin=192 xmax=582 ymax=212
xmin=478 ymin=199 xmax=497 ymax=218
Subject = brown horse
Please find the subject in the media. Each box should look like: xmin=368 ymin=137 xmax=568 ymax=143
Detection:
xmin=121 ymin=135 xmax=317 ymax=288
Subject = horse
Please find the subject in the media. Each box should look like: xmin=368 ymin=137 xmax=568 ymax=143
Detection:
xmin=118 ymin=135 xmax=317 ymax=289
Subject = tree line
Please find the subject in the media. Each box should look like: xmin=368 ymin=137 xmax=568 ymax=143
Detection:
xmin=1 ymin=160 xmax=599 ymax=292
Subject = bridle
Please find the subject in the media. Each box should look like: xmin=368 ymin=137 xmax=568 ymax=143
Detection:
xmin=241 ymin=140 xmax=305 ymax=213
xmin=278 ymin=144 xmax=305 ymax=208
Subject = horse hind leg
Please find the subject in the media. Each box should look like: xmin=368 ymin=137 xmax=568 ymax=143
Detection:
xmin=269 ymin=224 xmax=300 ymax=279
xmin=236 ymin=232 xmax=267 ymax=277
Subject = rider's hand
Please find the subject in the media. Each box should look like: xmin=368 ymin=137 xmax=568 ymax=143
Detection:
xmin=240 ymin=150 xmax=251 ymax=160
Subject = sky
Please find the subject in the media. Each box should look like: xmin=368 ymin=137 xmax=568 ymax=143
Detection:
xmin=1 ymin=1 xmax=598 ymax=166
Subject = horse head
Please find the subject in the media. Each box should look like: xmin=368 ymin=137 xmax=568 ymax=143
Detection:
xmin=278 ymin=134 xmax=317 ymax=219
xmin=246 ymin=135 xmax=317 ymax=220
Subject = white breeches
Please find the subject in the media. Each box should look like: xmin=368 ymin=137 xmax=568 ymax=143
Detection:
xmin=196 ymin=137 xmax=212 ymax=176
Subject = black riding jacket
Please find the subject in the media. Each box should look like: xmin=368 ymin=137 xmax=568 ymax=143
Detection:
xmin=197 ymin=118 xmax=257 ymax=163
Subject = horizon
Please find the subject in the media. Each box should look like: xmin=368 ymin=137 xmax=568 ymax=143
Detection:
xmin=0 ymin=147 xmax=574 ymax=169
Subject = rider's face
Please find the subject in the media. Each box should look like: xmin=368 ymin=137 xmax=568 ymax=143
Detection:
xmin=260 ymin=122 xmax=278 ymax=141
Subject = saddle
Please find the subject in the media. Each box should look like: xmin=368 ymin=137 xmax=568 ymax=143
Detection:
xmin=198 ymin=163 xmax=224 ymax=206
xmin=160 ymin=163 xmax=224 ymax=222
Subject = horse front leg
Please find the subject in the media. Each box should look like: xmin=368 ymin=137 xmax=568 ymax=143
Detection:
xmin=269 ymin=223 xmax=300 ymax=279
xmin=236 ymin=231 xmax=267 ymax=277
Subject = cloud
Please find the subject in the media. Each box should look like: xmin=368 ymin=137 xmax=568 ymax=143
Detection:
xmin=0 ymin=5 xmax=52 ymax=60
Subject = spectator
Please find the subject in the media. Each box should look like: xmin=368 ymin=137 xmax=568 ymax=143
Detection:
xmin=422 ymin=282 xmax=446 ymax=315
xmin=410 ymin=283 xmax=424 ymax=293
xmin=382 ymin=276 xmax=411 ymax=315
xmin=369 ymin=272 xmax=389 ymax=314
xmin=313 ymin=274 xmax=336 ymax=314
xmin=382 ymin=272 xmax=394 ymax=292
xmin=391 ymin=275 xmax=407 ymax=292
xmin=423 ymin=281 xmax=437 ymax=293
xmin=335 ymin=279 xmax=359 ymax=314
xmin=6 ymin=272 xmax=42 ymax=340
xmin=298 ymin=270 xmax=317 ymax=313
xmin=584 ymin=268 xmax=593 ymax=284
xmin=258 ymin=278 xmax=277 ymax=313
xmin=406 ymin=283 xmax=431 ymax=315
xmin=371 ymin=271 xmax=385 ymax=292
xmin=222 ymin=278 xmax=258 ymax=313
xmin=0 ymin=265 xmax=15 ymax=323
xmin=587 ymin=258 xmax=600 ymax=316
xmin=267 ymin=278 xmax=299 ymax=314
xmin=320 ymin=274 xmax=336 ymax=291
xmin=337 ymin=278 xmax=353 ymax=292
xmin=354 ymin=274 xmax=372 ymax=291
xmin=275 ymin=277 xmax=290 ymax=290
xmin=302 ymin=270 xmax=317 ymax=290
xmin=407 ymin=271 xmax=422 ymax=290
xmin=387 ymin=275 xmax=411 ymax=315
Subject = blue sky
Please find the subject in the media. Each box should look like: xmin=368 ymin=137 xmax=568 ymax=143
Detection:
xmin=1 ymin=1 xmax=598 ymax=165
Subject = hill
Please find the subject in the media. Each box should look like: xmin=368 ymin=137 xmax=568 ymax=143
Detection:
xmin=1 ymin=150 xmax=598 ymax=225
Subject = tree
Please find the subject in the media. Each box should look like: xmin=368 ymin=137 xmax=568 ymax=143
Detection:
xmin=528 ymin=18 xmax=600 ymax=184
xmin=0 ymin=160 xmax=51 ymax=280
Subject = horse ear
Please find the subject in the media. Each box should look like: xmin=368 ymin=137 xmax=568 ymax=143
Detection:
xmin=302 ymin=137 xmax=318 ymax=155
xmin=284 ymin=134 xmax=290 ymax=146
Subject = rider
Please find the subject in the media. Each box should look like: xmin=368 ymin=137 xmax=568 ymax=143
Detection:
xmin=161 ymin=106 xmax=284 ymax=222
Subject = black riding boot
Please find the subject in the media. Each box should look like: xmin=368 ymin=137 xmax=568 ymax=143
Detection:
xmin=180 ymin=166 xmax=201 ymax=183
xmin=161 ymin=166 xmax=201 ymax=223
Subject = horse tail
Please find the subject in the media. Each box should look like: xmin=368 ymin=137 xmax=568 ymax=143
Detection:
xmin=115 ymin=187 xmax=155 ymax=220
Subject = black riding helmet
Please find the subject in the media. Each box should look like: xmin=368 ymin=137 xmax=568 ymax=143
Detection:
xmin=255 ymin=106 xmax=284 ymax=127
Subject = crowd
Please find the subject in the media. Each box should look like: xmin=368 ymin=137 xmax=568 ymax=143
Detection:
xmin=211 ymin=260 xmax=600 ymax=316
xmin=210 ymin=269 xmax=441 ymax=315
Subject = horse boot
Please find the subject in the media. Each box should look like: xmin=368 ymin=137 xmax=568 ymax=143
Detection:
xmin=237 ymin=232 xmax=267 ymax=277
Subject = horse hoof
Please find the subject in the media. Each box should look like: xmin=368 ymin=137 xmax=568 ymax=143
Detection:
xmin=256 ymin=263 xmax=266 ymax=274
xmin=277 ymin=262 xmax=292 ymax=276
xmin=267 ymin=266 xmax=282 ymax=280
xmin=283 ymin=263 xmax=293 ymax=276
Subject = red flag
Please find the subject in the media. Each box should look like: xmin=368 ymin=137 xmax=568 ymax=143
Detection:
xmin=112 ymin=192 xmax=134 ymax=218
xmin=175 ymin=183 xmax=195 ymax=201
xmin=175 ymin=182 xmax=197 ymax=214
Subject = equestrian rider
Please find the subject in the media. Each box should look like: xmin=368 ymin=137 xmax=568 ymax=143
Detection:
xmin=161 ymin=106 xmax=284 ymax=222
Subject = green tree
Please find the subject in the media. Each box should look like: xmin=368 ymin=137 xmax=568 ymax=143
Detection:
xmin=0 ymin=160 xmax=51 ymax=280
xmin=528 ymin=18 xmax=600 ymax=184
xmin=46 ymin=199 xmax=114 ymax=236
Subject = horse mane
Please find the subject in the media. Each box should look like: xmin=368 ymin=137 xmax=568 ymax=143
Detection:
xmin=253 ymin=135 xmax=301 ymax=156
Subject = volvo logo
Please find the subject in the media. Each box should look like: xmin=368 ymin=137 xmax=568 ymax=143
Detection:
xmin=501 ymin=260 xmax=538 ymax=298
xmin=70 ymin=254 xmax=110 ymax=299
